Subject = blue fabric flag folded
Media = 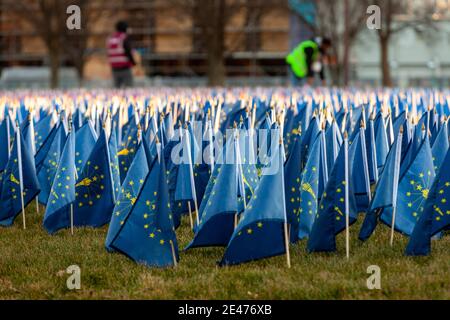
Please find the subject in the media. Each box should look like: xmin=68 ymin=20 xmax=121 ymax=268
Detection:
xmin=359 ymin=129 xmax=403 ymax=241
xmin=118 ymin=118 xmax=139 ymax=183
xmin=297 ymin=132 xmax=326 ymax=239
xmin=43 ymin=130 xmax=76 ymax=234
xmin=0 ymin=127 xmax=40 ymax=226
xmin=73 ymin=128 xmax=115 ymax=227
xmin=0 ymin=116 xmax=12 ymax=172
xmin=400 ymin=124 xmax=423 ymax=177
xmin=34 ymin=113 xmax=54 ymax=152
xmin=75 ymin=121 xmax=97 ymax=175
xmin=366 ymin=117 xmax=378 ymax=183
xmin=37 ymin=123 xmax=67 ymax=205
xmin=351 ymin=129 xmax=371 ymax=212
xmin=307 ymin=136 xmax=358 ymax=252
xmin=185 ymin=137 xmax=239 ymax=249
xmin=195 ymin=163 xmax=221 ymax=227
xmin=431 ymin=122 xmax=449 ymax=171
xmin=300 ymin=117 xmax=320 ymax=169
xmin=283 ymin=128 xmax=303 ymax=243
xmin=35 ymin=119 xmax=59 ymax=171
xmin=220 ymin=140 xmax=287 ymax=266
xmin=105 ymin=141 xmax=150 ymax=250
xmin=406 ymin=148 xmax=450 ymax=255
xmin=173 ymin=128 xmax=198 ymax=223
xmin=109 ymin=149 xmax=179 ymax=268
xmin=108 ymin=128 xmax=121 ymax=200
xmin=325 ymin=120 xmax=342 ymax=172
xmin=380 ymin=135 xmax=435 ymax=236
xmin=374 ymin=115 xmax=389 ymax=174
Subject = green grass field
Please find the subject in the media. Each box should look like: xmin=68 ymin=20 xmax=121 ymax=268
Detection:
xmin=0 ymin=202 xmax=449 ymax=300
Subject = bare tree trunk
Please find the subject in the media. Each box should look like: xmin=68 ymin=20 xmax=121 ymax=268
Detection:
xmin=342 ymin=0 xmax=350 ymax=86
xmin=206 ymin=0 xmax=226 ymax=86
xmin=207 ymin=53 xmax=226 ymax=86
xmin=380 ymin=35 xmax=392 ymax=87
xmin=48 ymin=42 xmax=60 ymax=89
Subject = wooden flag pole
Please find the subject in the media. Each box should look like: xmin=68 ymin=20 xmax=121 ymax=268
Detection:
xmin=369 ymin=113 xmax=379 ymax=184
xmin=390 ymin=126 xmax=403 ymax=246
xmin=214 ymin=100 xmax=222 ymax=134
xmin=360 ymin=120 xmax=372 ymax=203
xmin=390 ymin=207 xmax=397 ymax=247
xmin=344 ymin=131 xmax=350 ymax=259
xmin=6 ymin=114 xmax=11 ymax=157
xmin=184 ymin=125 xmax=200 ymax=225
xmin=235 ymin=130 xmax=246 ymax=230
xmin=279 ymin=137 xmax=291 ymax=268
xmin=283 ymin=222 xmax=291 ymax=268
xmin=320 ymin=123 xmax=329 ymax=186
xmin=170 ymin=240 xmax=177 ymax=267
xmin=70 ymin=118 xmax=77 ymax=236
xmin=188 ymin=201 xmax=194 ymax=230
xmin=70 ymin=203 xmax=74 ymax=236
xmin=36 ymin=197 xmax=39 ymax=215
xmin=207 ymin=116 xmax=215 ymax=172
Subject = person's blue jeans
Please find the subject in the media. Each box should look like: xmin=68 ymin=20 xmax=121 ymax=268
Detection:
xmin=288 ymin=68 xmax=305 ymax=86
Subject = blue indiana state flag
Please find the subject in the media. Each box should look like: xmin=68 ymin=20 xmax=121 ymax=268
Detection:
xmin=366 ymin=116 xmax=378 ymax=183
xmin=380 ymin=134 xmax=435 ymax=236
xmin=307 ymin=136 xmax=358 ymax=253
xmin=283 ymin=107 xmax=297 ymax=154
xmin=0 ymin=115 xmax=12 ymax=172
xmin=73 ymin=128 xmax=115 ymax=227
xmin=43 ymin=129 xmax=76 ymax=234
xmin=118 ymin=118 xmax=139 ymax=183
xmin=108 ymin=147 xmax=179 ymax=268
xmin=400 ymin=124 xmax=423 ymax=178
xmin=75 ymin=121 xmax=97 ymax=175
xmin=108 ymin=128 xmax=121 ymax=200
xmin=359 ymin=128 xmax=403 ymax=241
xmin=374 ymin=114 xmax=389 ymax=174
xmin=297 ymin=132 xmax=326 ymax=239
xmin=283 ymin=128 xmax=303 ymax=243
xmin=105 ymin=140 xmax=151 ymax=251
xmin=185 ymin=136 xmax=239 ymax=249
xmin=194 ymin=162 xmax=221 ymax=231
xmin=37 ymin=123 xmax=67 ymax=205
xmin=173 ymin=128 xmax=197 ymax=223
xmin=0 ymin=126 xmax=40 ymax=226
xmin=431 ymin=122 xmax=449 ymax=171
xmin=237 ymin=122 xmax=259 ymax=212
xmin=400 ymin=119 xmax=413 ymax=163
xmin=325 ymin=120 xmax=342 ymax=172
xmin=219 ymin=140 xmax=287 ymax=266
xmin=406 ymin=148 xmax=450 ymax=255
xmin=35 ymin=117 xmax=60 ymax=172
xmin=72 ymin=109 xmax=84 ymax=131
xmin=351 ymin=129 xmax=371 ymax=212
xmin=19 ymin=112 xmax=34 ymax=152
xmin=34 ymin=113 xmax=54 ymax=152
xmin=300 ymin=117 xmax=320 ymax=170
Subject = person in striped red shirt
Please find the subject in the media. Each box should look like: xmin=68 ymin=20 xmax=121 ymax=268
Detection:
xmin=107 ymin=21 xmax=136 ymax=88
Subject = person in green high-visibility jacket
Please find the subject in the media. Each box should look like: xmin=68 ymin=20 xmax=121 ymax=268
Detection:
xmin=286 ymin=37 xmax=331 ymax=86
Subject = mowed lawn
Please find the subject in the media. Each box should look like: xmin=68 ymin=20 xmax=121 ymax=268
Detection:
xmin=0 ymin=203 xmax=449 ymax=300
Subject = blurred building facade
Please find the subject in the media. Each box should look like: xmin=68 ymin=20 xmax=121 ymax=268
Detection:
xmin=352 ymin=0 xmax=450 ymax=87
xmin=0 ymin=0 xmax=291 ymax=86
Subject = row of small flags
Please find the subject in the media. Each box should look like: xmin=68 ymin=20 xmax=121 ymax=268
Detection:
xmin=0 ymin=88 xmax=449 ymax=268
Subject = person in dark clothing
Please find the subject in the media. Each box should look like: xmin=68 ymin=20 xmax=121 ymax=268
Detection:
xmin=107 ymin=21 xmax=136 ymax=88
